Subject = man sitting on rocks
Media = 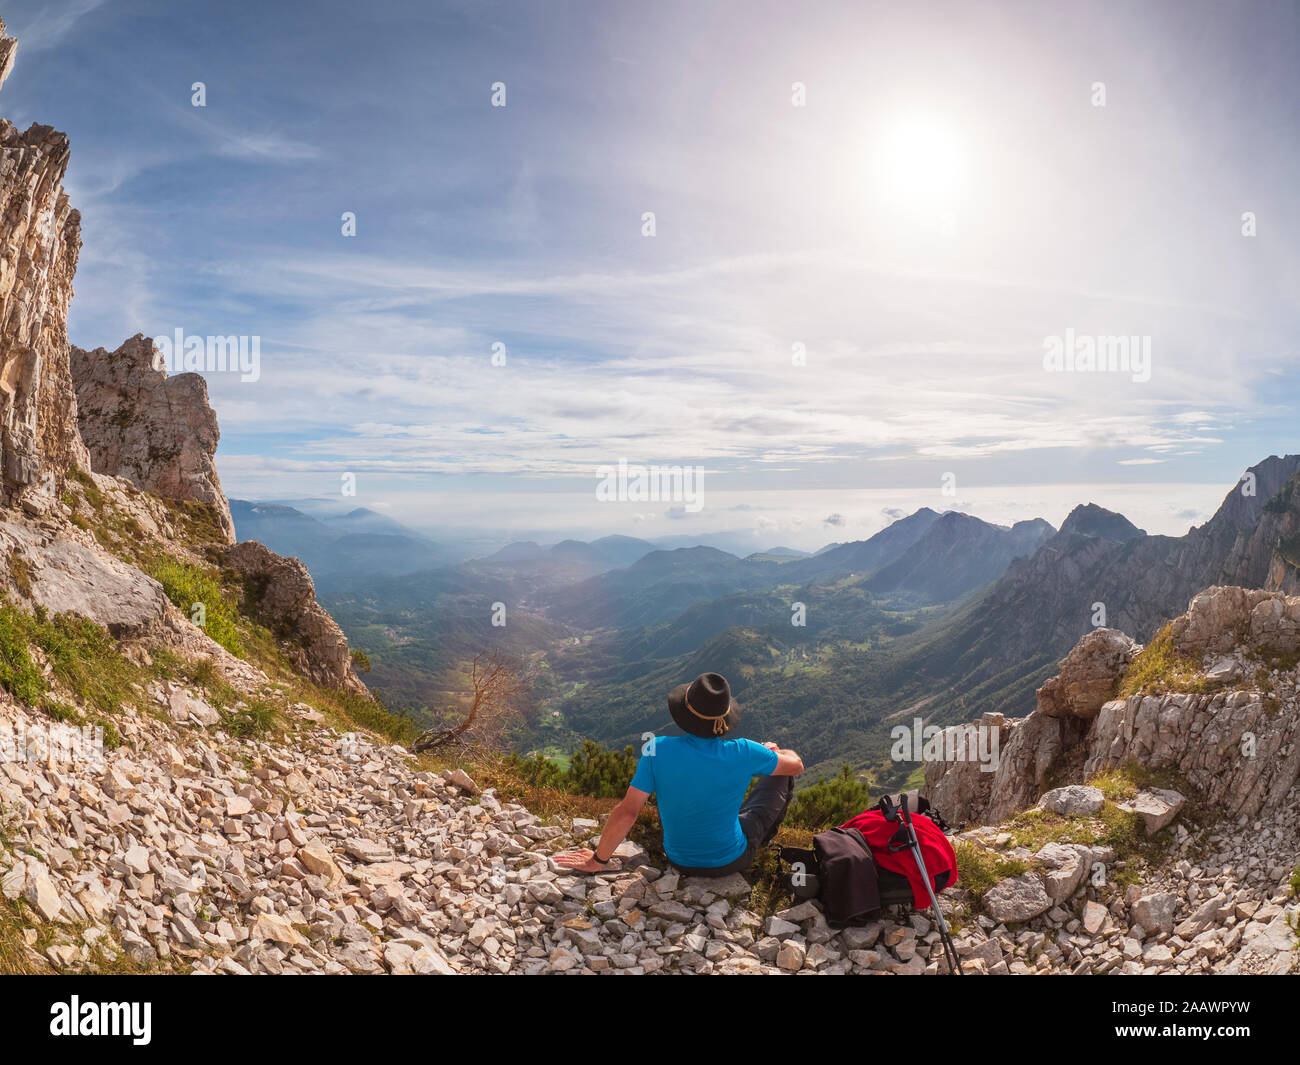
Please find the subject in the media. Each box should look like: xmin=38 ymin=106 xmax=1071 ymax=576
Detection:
xmin=555 ymin=672 xmax=803 ymax=877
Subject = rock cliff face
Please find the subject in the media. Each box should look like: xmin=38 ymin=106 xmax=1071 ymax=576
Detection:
xmin=0 ymin=19 xmax=90 ymax=510
xmin=70 ymin=334 xmax=236 ymax=542
xmin=927 ymin=586 xmax=1300 ymax=825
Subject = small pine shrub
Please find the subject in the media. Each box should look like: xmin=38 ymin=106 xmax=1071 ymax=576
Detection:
xmin=786 ymin=765 xmax=875 ymax=831
xmin=507 ymin=740 xmax=638 ymax=799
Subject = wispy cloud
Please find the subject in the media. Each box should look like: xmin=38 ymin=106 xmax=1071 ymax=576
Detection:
xmin=20 ymin=0 xmax=1298 ymax=543
xmin=8 ymin=0 xmax=107 ymax=54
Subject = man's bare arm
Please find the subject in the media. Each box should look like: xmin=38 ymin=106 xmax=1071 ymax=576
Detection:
xmin=764 ymin=743 xmax=804 ymax=776
xmin=553 ymin=786 xmax=650 ymax=873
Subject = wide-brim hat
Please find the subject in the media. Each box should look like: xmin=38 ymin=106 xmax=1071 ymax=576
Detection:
xmin=668 ymin=672 xmax=739 ymax=738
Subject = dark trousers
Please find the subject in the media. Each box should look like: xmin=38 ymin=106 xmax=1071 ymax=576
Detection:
xmin=669 ymin=775 xmax=795 ymax=878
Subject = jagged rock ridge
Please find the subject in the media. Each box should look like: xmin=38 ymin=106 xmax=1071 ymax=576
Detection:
xmin=71 ymin=334 xmax=236 ymax=543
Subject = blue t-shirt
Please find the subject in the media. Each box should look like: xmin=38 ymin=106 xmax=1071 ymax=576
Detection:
xmin=629 ymin=735 xmax=779 ymax=868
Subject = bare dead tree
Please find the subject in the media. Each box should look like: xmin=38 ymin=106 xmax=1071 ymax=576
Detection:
xmin=411 ymin=653 xmax=526 ymax=752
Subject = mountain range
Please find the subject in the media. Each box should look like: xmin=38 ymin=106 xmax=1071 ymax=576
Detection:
xmin=231 ymin=456 xmax=1300 ymax=784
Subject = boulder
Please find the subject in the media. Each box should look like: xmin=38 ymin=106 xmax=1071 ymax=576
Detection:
xmin=8 ymin=524 xmax=169 ymax=636
xmin=1038 ymin=784 xmax=1105 ymax=817
xmin=22 ymin=868 xmax=65 ymax=922
xmin=1131 ymin=892 xmax=1178 ymax=935
xmin=1082 ymin=900 xmax=1108 ymax=934
xmin=982 ymin=873 xmax=1052 ymax=923
xmin=1116 ymin=788 xmax=1185 ymax=835
xmin=1034 ymin=842 xmax=1090 ymax=902
xmin=923 ymin=713 xmax=1014 ymax=825
xmin=1036 ymin=628 xmax=1141 ymax=720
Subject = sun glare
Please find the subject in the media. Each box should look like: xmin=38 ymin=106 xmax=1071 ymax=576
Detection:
xmin=868 ymin=113 xmax=968 ymax=227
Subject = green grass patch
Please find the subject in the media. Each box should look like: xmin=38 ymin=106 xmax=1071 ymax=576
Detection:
xmin=1117 ymin=624 xmax=1212 ymax=698
xmin=0 ymin=603 xmax=47 ymax=705
xmin=148 ymin=558 xmax=242 ymax=656
xmin=66 ymin=468 xmax=105 ymax=510
xmin=34 ymin=613 xmax=137 ymax=716
xmin=954 ymin=841 xmax=1029 ymax=900
xmin=0 ymin=602 xmax=143 ymax=748
xmin=220 ymin=697 xmax=279 ymax=738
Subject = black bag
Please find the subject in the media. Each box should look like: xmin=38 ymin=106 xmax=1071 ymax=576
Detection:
xmin=779 ymin=826 xmax=914 ymax=925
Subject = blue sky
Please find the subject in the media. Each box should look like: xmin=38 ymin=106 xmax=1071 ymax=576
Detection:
xmin=3 ymin=0 xmax=1298 ymax=549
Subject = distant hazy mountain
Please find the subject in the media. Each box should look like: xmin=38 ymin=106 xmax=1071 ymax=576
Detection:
xmin=544 ymin=545 xmax=784 ymax=630
xmin=745 ymin=546 xmax=811 ymax=563
xmin=480 ymin=535 xmax=657 ymax=571
xmin=540 ymin=506 xmax=1038 ymax=630
xmin=229 ymin=500 xmax=462 ymax=580
xmin=863 ymin=513 xmax=1054 ymax=603
xmin=876 ymin=454 xmax=1300 ymax=727
xmin=781 ymin=508 xmax=942 ymax=581
xmin=1057 ymin=503 xmax=1146 ymax=541
xmin=483 ymin=541 xmax=548 ymax=563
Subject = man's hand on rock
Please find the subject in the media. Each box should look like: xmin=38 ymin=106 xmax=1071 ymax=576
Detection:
xmin=552 ymin=848 xmax=606 ymax=875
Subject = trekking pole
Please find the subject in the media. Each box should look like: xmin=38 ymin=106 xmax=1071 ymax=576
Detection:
xmin=882 ymin=795 xmax=963 ymax=976
xmin=899 ymin=802 xmax=962 ymax=975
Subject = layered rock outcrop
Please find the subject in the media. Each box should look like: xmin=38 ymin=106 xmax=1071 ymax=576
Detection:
xmin=927 ymin=587 xmax=1300 ymax=824
xmin=0 ymin=18 xmax=90 ymax=510
xmin=71 ymin=334 xmax=236 ymax=542
xmin=222 ymin=540 xmax=369 ymax=696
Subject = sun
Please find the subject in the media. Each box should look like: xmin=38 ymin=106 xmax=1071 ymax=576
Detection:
xmin=867 ymin=113 xmax=968 ymax=227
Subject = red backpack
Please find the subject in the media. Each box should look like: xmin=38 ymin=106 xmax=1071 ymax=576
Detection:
xmin=840 ymin=807 xmax=959 ymax=908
